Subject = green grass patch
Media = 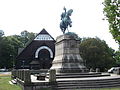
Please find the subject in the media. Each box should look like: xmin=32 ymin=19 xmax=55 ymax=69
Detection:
xmin=0 ymin=76 xmax=21 ymax=90
xmin=0 ymin=75 xmax=51 ymax=90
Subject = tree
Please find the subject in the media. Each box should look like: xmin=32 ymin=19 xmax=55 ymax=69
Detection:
xmin=0 ymin=36 xmax=23 ymax=68
xmin=103 ymin=0 xmax=120 ymax=46
xmin=79 ymin=37 xmax=115 ymax=71
xmin=0 ymin=30 xmax=36 ymax=68
xmin=114 ymin=50 xmax=120 ymax=66
xmin=65 ymin=32 xmax=81 ymax=40
xmin=0 ymin=30 xmax=4 ymax=37
xmin=0 ymin=36 xmax=14 ymax=68
xmin=20 ymin=30 xmax=36 ymax=46
xmin=0 ymin=36 xmax=3 ymax=66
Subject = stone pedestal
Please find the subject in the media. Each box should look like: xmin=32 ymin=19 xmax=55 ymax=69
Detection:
xmin=51 ymin=34 xmax=86 ymax=73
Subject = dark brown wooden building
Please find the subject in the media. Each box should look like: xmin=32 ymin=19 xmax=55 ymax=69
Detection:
xmin=16 ymin=29 xmax=55 ymax=69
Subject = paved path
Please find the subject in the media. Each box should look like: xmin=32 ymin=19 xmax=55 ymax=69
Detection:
xmin=0 ymin=72 xmax=11 ymax=76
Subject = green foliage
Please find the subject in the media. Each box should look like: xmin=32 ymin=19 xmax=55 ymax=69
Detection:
xmin=20 ymin=30 xmax=36 ymax=46
xmin=114 ymin=50 xmax=120 ymax=65
xmin=0 ymin=30 xmax=4 ymax=37
xmin=0 ymin=36 xmax=23 ymax=68
xmin=65 ymin=32 xmax=81 ymax=40
xmin=79 ymin=37 xmax=115 ymax=71
xmin=103 ymin=0 xmax=120 ymax=45
xmin=0 ymin=30 xmax=36 ymax=68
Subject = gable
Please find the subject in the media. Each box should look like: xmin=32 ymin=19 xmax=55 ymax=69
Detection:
xmin=34 ymin=29 xmax=54 ymax=41
xmin=16 ymin=29 xmax=55 ymax=69
xmin=17 ymin=29 xmax=55 ymax=59
xmin=34 ymin=34 xmax=54 ymax=41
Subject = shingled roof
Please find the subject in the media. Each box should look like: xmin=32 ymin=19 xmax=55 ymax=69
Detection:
xmin=16 ymin=28 xmax=55 ymax=59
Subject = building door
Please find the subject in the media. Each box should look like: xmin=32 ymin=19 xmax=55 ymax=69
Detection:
xmin=38 ymin=49 xmax=50 ymax=69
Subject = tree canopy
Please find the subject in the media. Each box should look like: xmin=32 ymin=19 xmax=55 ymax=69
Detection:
xmin=65 ymin=32 xmax=81 ymax=40
xmin=79 ymin=37 xmax=116 ymax=71
xmin=20 ymin=30 xmax=36 ymax=46
xmin=103 ymin=0 xmax=120 ymax=46
xmin=0 ymin=30 xmax=36 ymax=68
xmin=0 ymin=30 xmax=4 ymax=37
xmin=114 ymin=50 xmax=120 ymax=66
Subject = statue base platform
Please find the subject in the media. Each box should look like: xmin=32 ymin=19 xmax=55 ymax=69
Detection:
xmin=50 ymin=34 xmax=87 ymax=74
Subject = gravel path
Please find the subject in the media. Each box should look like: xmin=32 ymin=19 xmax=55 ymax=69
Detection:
xmin=0 ymin=72 xmax=11 ymax=76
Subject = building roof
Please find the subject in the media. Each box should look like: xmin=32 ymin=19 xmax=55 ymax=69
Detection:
xmin=16 ymin=28 xmax=55 ymax=59
xmin=34 ymin=29 xmax=55 ymax=41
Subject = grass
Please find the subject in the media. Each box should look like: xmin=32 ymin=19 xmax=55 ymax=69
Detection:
xmin=0 ymin=75 xmax=120 ymax=90
xmin=0 ymin=75 xmax=51 ymax=90
xmin=0 ymin=75 xmax=21 ymax=90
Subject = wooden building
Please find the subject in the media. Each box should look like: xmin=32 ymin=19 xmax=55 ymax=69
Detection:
xmin=16 ymin=29 xmax=55 ymax=69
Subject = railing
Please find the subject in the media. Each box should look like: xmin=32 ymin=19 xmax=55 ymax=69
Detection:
xmin=11 ymin=68 xmax=102 ymax=83
xmin=11 ymin=69 xmax=56 ymax=84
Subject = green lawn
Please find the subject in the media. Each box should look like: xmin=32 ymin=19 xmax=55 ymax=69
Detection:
xmin=0 ymin=75 xmax=120 ymax=90
xmin=0 ymin=76 xmax=51 ymax=90
xmin=0 ymin=76 xmax=21 ymax=90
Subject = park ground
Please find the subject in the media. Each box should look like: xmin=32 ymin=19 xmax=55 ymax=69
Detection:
xmin=0 ymin=72 xmax=120 ymax=90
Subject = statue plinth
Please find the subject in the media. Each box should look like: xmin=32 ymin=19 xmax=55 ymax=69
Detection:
xmin=51 ymin=34 xmax=87 ymax=73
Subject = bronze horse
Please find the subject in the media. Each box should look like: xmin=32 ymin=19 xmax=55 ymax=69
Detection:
xmin=60 ymin=7 xmax=73 ymax=34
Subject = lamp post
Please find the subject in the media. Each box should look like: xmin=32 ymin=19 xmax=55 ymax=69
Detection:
xmin=10 ymin=54 xmax=15 ymax=69
xmin=84 ymin=59 xmax=87 ymax=67
xmin=22 ymin=60 xmax=25 ymax=69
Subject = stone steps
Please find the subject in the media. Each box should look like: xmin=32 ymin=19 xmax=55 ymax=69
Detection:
xmin=10 ymin=79 xmax=17 ymax=84
xmin=56 ymin=74 xmax=110 ymax=78
xmin=46 ymin=72 xmax=110 ymax=79
xmin=57 ymin=84 xmax=120 ymax=90
xmin=58 ymin=80 xmax=120 ymax=86
xmin=56 ymin=77 xmax=120 ymax=89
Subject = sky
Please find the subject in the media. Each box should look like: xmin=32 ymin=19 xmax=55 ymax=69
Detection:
xmin=0 ymin=0 xmax=119 ymax=50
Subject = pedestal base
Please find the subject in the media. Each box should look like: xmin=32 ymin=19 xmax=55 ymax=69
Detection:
xmin=51 ymin=34 xmax=87 ymax=74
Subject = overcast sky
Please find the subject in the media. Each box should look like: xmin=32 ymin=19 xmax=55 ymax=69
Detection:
xmin=0 ymin=0 xmax=119 ymax=50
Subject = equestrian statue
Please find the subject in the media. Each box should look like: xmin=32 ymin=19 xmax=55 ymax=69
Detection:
xmin=60 ymin=7 xmax=73 ymax=34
